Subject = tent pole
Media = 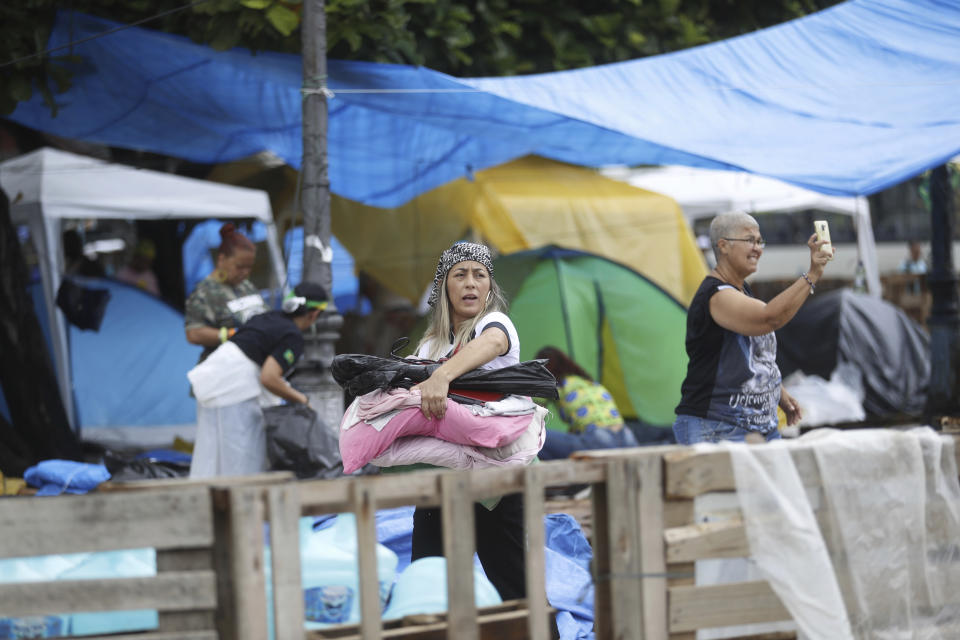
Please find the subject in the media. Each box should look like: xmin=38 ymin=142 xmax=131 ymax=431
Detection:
xmin=296 ymin=0 xmax=344 ymax=432
xmin=925 ymin=164 xmax=960 ymax=419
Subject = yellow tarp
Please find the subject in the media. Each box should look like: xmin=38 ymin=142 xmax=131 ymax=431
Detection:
xmin=332 ymin=156 xmax=706 ymax=305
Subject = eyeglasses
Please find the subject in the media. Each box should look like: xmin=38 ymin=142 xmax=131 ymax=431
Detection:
xmin=722 ymin=237 xmax=766 ymax=249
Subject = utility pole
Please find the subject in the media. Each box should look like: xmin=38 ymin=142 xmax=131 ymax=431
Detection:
xmin=295 ymin=0 xmax=344 ymax=432
xmin=925 ymin=164 xmax=960 ymax=420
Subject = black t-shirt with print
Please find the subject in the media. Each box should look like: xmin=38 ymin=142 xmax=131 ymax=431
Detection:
xmin=674 ymin=276 xmax=781 ymax=431
xmin=230 ymin=310 xmax=304 ymax=374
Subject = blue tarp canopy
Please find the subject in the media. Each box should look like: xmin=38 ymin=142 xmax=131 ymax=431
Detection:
xmin=8 ymin=0 xmax=960 ymax=207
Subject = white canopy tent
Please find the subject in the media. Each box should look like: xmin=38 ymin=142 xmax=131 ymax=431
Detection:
xmin=0 ymin=147 xmax=287 ymax=429
xmin=602 ymin=165 xmax=881 ymax=297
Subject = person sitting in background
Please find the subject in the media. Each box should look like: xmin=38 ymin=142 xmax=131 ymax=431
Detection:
xmin=899 ymin=240 xmax=927 ymax=276
xmin=116 ymin=238 xmax=160 ymax=296
xmin=535 ymin=346 xmax=639 ymax=460
xmin=184 ymin=223 xmax=266 ymax=363
xmin=899 ymin=240 xmax=927 ymax=297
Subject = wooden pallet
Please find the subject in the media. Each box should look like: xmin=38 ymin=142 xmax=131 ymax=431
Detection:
xmin=2 ymin=435 xmax=958 ymax=640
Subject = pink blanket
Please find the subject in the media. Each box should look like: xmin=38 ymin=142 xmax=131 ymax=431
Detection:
xmin=371 ymin=406 xmax=546 ymax=470
xmin=339 ymin=393 xmax=533 ymax=473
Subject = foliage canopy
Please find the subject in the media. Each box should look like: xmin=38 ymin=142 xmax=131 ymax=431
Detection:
xmin=0 ymin=0 xmax=838 ymax=115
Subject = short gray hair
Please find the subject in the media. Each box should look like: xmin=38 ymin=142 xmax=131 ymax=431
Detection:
xmin=709 ymin=211 xmax=759 ymax=254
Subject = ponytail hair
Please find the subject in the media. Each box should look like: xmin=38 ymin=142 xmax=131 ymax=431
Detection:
xmin=217 ymin=223 xmax=255 ymax=257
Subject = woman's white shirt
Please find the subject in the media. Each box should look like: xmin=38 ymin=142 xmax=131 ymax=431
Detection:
xmin=415 ymin=311 xmax=520 ymax=370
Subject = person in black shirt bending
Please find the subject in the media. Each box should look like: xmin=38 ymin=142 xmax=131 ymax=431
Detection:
xmin=187 ymin=282 xmax=328 ymax=477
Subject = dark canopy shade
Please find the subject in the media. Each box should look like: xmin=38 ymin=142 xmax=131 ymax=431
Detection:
xmin=9 ymin=0 xmax=960 ymax=207
xmin=776 ymin=289 xmax=930 ymax=418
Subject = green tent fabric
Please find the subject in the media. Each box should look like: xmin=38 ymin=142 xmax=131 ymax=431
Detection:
xmin=495 ymin=246 xmax=688 ymax=428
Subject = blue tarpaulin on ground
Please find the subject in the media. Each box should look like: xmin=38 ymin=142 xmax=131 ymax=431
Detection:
xmin=8 ymin=0 xmax=960 ymax=206
xmin=376 ymin=507 xmax=595 ymax=639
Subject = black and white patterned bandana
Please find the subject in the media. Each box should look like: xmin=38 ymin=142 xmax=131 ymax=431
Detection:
xmin=427 ymin=242 xmax=494 ymax=307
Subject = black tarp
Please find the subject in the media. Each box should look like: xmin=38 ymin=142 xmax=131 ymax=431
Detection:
xmin=263 ymin=404 xmax=345 ymax=479
xmin=776 ymin=288 xmax=929 ymax=418
xmin=331 ymin=354 xmax=559 ymax=400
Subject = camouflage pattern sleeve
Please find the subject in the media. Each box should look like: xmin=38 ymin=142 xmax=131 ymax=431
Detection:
xmin=185 ymin=277 xmax=266 ymax=331
xmin=184 ymin=279 xmax=218 ymax=330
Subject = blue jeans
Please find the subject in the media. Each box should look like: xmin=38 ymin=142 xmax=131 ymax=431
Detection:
xmin=672 ymin=414 xmax=780 ymax=445
xmin=539 ymin=424 xmax=640 ymax=460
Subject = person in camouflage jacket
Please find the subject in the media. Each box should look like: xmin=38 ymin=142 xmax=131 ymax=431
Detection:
xmin=184 ymin=223 xmax=266 ymax=362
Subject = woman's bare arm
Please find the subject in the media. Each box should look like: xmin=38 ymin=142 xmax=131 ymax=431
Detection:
xmin=411 ymin=327 xmax=508 ymax=419
xmin=260 ymin=356 xmax=309 ymax=405
xmin=710 ymin=234 xmax=831 ymax=336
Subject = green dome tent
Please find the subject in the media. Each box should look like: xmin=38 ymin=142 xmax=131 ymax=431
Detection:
xmin=495 ymin=246 xmax=688 ymax=428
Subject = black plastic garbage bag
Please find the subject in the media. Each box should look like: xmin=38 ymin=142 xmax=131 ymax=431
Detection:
xmin=331 ymin=354 xmax=558 ymax=400
xmin=263 ymin=404 xmax=344 ymax=479
xmin=56 ymin=277 xmax=110 ymax=331
xmin=102 ymin=452 xmax=190 ymax=482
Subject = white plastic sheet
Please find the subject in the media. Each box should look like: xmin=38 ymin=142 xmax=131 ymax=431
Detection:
xmin=725 ymin=428 xmax=960 ymax=640
xmin=782 ymin=362 xmax=866 ymax=429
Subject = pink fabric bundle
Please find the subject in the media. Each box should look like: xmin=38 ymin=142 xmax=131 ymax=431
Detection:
xmin=339 ymin=391 xmax=534 ymax=474
xmin=370 ymin=408 xmax=546 ymax=470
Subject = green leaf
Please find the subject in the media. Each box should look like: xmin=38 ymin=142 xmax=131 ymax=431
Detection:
xmin=344 ymin=28 xmax=362 ymax=51
xmin=10 ymin=75 xmax=32 ymax=102
xmin=494 ymin=20 xmax=521 ymax=38
xmin=266 ymin=3 xmax=300 ymax=36
xmin=627 ymin=30 xmax=646 ymax=47
xmin=239 ymin=0 xmax=273 ymax=8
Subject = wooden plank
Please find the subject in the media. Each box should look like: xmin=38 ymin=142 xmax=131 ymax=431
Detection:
xmin=535 ymin=458 xmax=606 ymax=488
xmin=157 ymin=548 xmax=213 ymax=572
xmin=669 ymin=581 xmax=790 ymax=633
xmin=664 ymin=449 xmax=735 ymax=498
xmin=212 ymin=487 xmax=239 ymax=640
xmin=664 ymin=517 xmax=749 ymax=562
xmin=296 ymin=460 xmax=607 ymax=514
xmin=441 ymin=472 xmax=478 ymax=640
xmin=157 ymin=549 xmax=216 ymax=632
xmin=0 ymin=489 xmax=214 ymax=557
xmin=46 ymin=632 xmax=217 ymax=640
xmin=0 ymin=571 xmax=216 ymax=616
xmin=313 ymin=601 xmax=531 ymax=638
xmin=523 ymin=465 xmax=548 ymax=640
xmin=221 ymin=486 xmax=269 ymax=640
xmin=353 ymin=481 xmax=383 ymax=640
xmin=605 ymin=458 xmax=643 ymax=638
xmin=267 ymin=483 xmax=305 ymax=640
xmin=664 ymin=499 xmax=694 ymax=528
xmin=158 ymin=610 xmax=216 ymax=632
xmin=570 ymin=443 xmax=685 ymax=460
xmin=666 ymin=562 xmax=695 ymax=588
xmin=98 ymin=471 xmax=294 ymax=492
xmin=590 ymin=475 xmax=612 ymax=640
xmin=664 ymin=448 xmax=821 ymax=499
xmin=306 ymin=603 xmax=554 ymax=640
xmin=298 ymin=475 xmax=355 ymax=514
xmin=637 ymin=452 xmax=668 ymax=639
